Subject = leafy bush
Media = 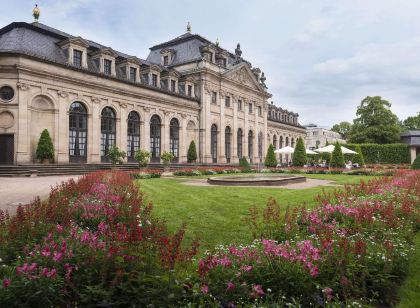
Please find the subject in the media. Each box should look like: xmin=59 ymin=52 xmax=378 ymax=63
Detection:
xmin=345 ymin=143 xmax=410 ymax=164
xmin=134 ymin=150 xmax=150 ymax=167
xmin=132 ymin=170 xmax=162 ymax=179
xmin=264 ymin=144 xmax=277 ymax=167
xmin=352 ymin=144 xmax=365 ymax=166
xmin=161 ymin=151 xmax=174 ymax=165
xmin=187 ymin=141 xmax=198 ymax=163
xmin=239 ymin=157 xmax=251 ymax=172
xmin=412 ymin=155 xmax=420 ymax=169
xmin=292 ymin=137 xmax=307 ymax=166
xmin=107 ymin=146 xmax=126 ymax=165
xmin=330 ymin=142 xmax=345 ymax=168
xmin=35 ymin=129 xmax=54 ymax=161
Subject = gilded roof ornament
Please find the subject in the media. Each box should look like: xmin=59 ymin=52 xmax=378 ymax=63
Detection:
xmin=33 ymin=4 xmax=40 ymax=22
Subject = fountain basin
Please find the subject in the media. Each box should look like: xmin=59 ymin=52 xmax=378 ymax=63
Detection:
xmin=207 ymin=174 xmax=306 ymax=186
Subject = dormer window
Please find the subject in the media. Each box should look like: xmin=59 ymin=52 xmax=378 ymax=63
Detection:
xmin=152 ymin=74 xmax=158 ymax=87
xmin=187 ymin=85 xmax=193 ymax=97
xmin=129 ymin=67 xmax=137 ymax=82
xmin=163 ymin=55 xmax=169 ymax=66
xmin=73 ymin=49 xmax=82 ymax=67
xmin=90 ymin=47 xmax=118 ymax=76
xmin=160 ymin=48 xmax=175 ymax=66
xmin=57 ymin=36 xmax=89 ymax=69
xmin=104 ymin=59 xmax=112 ymax=75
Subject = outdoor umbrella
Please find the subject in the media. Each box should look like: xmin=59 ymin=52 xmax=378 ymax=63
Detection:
xmin=274 ymin=146 xmax=295 ymax=154
xmin=315 ymin=144 xmax=357 ymax=154
xmin=306 ymin=149 xmax=318 ymax=155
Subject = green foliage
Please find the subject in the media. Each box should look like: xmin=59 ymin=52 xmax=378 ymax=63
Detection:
xmin=330 ymin=142 xmax=345 ymax=168
xmin=412 ymin=155 xmax=420 ymax=169
xmin=331 ymin=121 xmax=352 ymax=140
xmin=264 ymin=144 xmax=277 ymax=167
xmin=161 ymin=151 xmax=174 ymax=165
xmin=187 ymin=141 xmax=198 ymax=163
xmin=352 ymin=145 xmax=365 ymax=166
xmin=239 ymin=157 xmax=251 ymax=172
xmin=402 ymin=113 xmax=420 ymax=130
xmin=107 ymin=146 xmax=126 ymax=165
xmin=35 ymin=129 xmax=54 ymax=161
xmin=349 ymin=96 xmax=402 ymax=144
xmin=345 ymin=143 xmax=410 ymax=164
xmin=292 ymin=137 xmax=307 ymax=166
xmin=134 ymin=150 xmax=150 ymax=167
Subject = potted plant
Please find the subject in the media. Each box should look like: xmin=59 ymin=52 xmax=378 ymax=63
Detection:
xmin=161 ymin=151 xmax=174 ymax=172
xmin=107 ymin=146 xmax=126 ymax=166
xmin=36 ymin=129 xmax=54 ymax=164
xmin=134 ymin=149 xmax=150 ymax=169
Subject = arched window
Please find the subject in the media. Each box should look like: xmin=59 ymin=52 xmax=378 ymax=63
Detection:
xmin=211 ymin=124 xmax=218 ymax=163
xmin=291 ymin=138 xmax=295 ymax=148
xmin=150 ymin=115 xmax=161 ymax=162
xmin=237 ymin=128 xmax=243 ymax=159
xmin=225 ymin=126 xmax=231 ymax=163
xmin=69 ymin=102 xmax=87 ymax=163
xmin=258 ymin=132 xmax=263 ymax=161
xmin=127 ymin=111 xmax=140 ymax=162
xmin=285 ymin=136 xmax=290 ymax=163
xmin=101 ymin=107 xmax=116 ymax=162
xmin=170 ymin=118 xmax=180 ymax=162
xmin=248 ymin=130 xmax=253 ymax=163
xmin=273 ymin=135 xmax=277 ymax=149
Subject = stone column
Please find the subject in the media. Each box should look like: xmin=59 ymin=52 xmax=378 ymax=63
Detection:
xmin=410 ymin=146 xmax=417 ymax=163
xmin=56 ymin=91 xmax=70 ymax=163
xmin=180 ymin=114 xmax=187 ymax=163
xmin=119 ymin=103 xmax=128 ymax=162
xmin=162 ymin=110 xmax=170 ymax=153
xmin=89 ymin=97 xmax=101 ymax=163
xmin=15 ymin=82 xmax=31 ymax=163
xmin=263 ymin=103 xmax=268 ymax=163
xmin=232 ymin=96 xmax=238 ymax=163
xmin=244 ymin=99 xmax=249 ymax=162
xmin=143 ymin=107 xmax=151 ymax=153
xmin=219 ymin=91 xmax=226 ymax=163
xmin=202 ymin=86 xmax=212 ymax=163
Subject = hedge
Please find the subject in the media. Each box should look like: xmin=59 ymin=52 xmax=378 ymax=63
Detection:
xmin=344 ymin=143 xmax=410 ymax=164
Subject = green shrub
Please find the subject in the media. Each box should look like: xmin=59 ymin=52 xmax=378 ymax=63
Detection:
xmin=134 ymin=150 xmax=150 ymax=167
xmin=293 ymin=137 xmax=307 ymax=166
xmin=107 ymin=146 xmax=126 ymax=165
xmin=345 ymin=144 xmax=410 ymax=164
xmin=161 ymin=151 xmax=174 ymax=165
xmin=35 ymin=129 xmax=54 ymax=161
xmin=412 ymin=155 xmax=420 ymax=169
xmin=264 ymin=144 xmax=277 ymax=167
xmin=352 ymin=145 xmax=365 ymax=166
xmin=239 ymin=157 xmax=251 ymax=172
xmin=187 ymin=141 xmax=198 ymax=163
xmin=330 ymin=142 xmax=345 ymax=168
xmin=132 ymin=172 xmax=161 ymax=179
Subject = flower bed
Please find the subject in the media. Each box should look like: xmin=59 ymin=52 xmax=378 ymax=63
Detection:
xmin=131 ymin=168 xmax=163 ymax=179
xmin=0 ymin=171 xmax=197 ymax=307
xmin=188 ymin=170 xmax=420 ymax=306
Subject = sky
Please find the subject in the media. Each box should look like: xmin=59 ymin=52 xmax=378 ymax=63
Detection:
xmin=2 ymin=0 xmax=420 ymax=127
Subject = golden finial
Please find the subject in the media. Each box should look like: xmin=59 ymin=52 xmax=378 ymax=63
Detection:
xmin=33 ymin=4 xmax=40 ymax=22
xmin=215 ymin=38 xmax=219 ymax=47
xmin=186 ymin=22 xmax=191 ymax=33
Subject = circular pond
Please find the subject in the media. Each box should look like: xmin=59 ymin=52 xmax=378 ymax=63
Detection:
xmin=207 ymin=174 xmax=306 ymax=186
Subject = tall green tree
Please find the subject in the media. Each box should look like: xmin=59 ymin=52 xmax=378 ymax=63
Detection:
xmin=402 ymin=112 xmax=420 ymax=130
xmin=187 ymin=141 xmax=198 ymax=163
xmin=264 ymin=144 xmax=277 ymax=167
xmin=349 ymin=96 xmax=402 ymax=144
xmin=352 ymin=144 xmax=365 ymax=166
xmin=331 ymin=121 xmax=352 ymax=140
xmin=36 ymin=129 xmax=54 ymax=161
xmin=330 ymin=142 xmax=345 ymax=168
xmin=292 ymin=137 xmax=307 ymax=166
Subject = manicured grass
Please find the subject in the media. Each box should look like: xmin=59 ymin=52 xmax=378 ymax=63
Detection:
xmin=397 ymin=233 xmax=420 ymax=308
xmin=137 ymin=174 xmax=375 ymax=251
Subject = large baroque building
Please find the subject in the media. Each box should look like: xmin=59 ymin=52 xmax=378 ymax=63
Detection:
xmin=0 ymin=21 xmax=305 ymax=165
xmin=304 ymin=124 xmax=346 ymax=150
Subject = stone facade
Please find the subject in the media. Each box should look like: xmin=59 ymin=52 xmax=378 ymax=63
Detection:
xmin=304 ymin=124 xmax=346 ymax=150
xmin=0 ymin=22 xmax=305 ymax=165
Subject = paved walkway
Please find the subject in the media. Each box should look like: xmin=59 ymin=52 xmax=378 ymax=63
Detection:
xmin=0 ymin=175 xmax=81 ymax=213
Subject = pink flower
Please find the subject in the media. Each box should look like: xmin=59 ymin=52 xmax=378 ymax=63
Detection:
xmin=2 ymin=278 xmax=10 ymax=288
xmin=53 ymin=251 xmax=63 ymax=262
xmin=201 ymin=284 xmax=209 ymax=294
xmin=41 ymin=246 xmax=51 ymax=257
xmin=252 ymin=284 xmax=264 ymax=297
xmin=56 ymin=224 xmax=64 ymax=233
xmin=218 ymin=256 xmax=232 ymax=267
xmin=323 ymin=287 xmax=333 ymax=302
xmin=46 ymin=268 xmax=57 ymax=278
xmin=226 ymin=281 xmax=235 ymax=291
xmin=241 ymin=265 xmax=253 ymax=272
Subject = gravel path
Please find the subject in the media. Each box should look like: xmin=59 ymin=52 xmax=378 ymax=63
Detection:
xmin=0 ymin=175 xmax=81 ymax=213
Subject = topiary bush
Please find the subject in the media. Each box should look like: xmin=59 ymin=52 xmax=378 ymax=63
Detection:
xmin=239 ymin=157 xmax=251 ymax=172
xmin=345 ymin=144 xmax=410 ymax=164
xmin=412 ymin=155 xmax=420 ymax=169
xmin=264 ymin=144 xmax=277 ymax=167
xmin=330 ymin=142 xmax=345 ymax=168
xmin=187 ymin=141 xmax=198 ymax=163
xmin=352 ymin=144 xmax=365 ymax=166
xmin=292 ymin=137 xmax=307 ymax=167
xmin=36 ymin=129 xmax=54 ymax=162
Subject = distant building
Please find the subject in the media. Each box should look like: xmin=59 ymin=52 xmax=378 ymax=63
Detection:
xmin=400 ymin=130 xmax=420 ymax=163
xmin=304 ymin=124 xmax=346 ymax=150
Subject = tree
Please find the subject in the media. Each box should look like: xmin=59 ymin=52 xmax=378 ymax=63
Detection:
xmin=412 ymin=155 xmax=420 ymax=170
xmin=292 ymin=137 xmax=307 ymax=166
xmin=107 ymin=146 xmax=126 ymax=165
xmin=330 ymin=142 xmax=345 ymax=168
xmin=402 ymin=113 xmax=420 ymax=130
xmin=36 ymin=129 xmax=54 ymax=162
xmin=348 ymin=96 xmax=402 ymax=144
xmin=239 ymin=157 xmax=251 ymax=172
xmin=134 ymin=150 xmax=150 ymax=167
xmin=264 ymin=144 xmax=277 ymax=167
xmin=331 ymin=121 xmax=352 ymax=140
xmin=352 ymin=145 xmax=365 ymax=166
xmin=187 ymin=141 xmax=198 ymax=163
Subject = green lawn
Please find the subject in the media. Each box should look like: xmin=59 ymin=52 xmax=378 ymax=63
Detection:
xmin=136 ymin=174 xmax=374 ymax=251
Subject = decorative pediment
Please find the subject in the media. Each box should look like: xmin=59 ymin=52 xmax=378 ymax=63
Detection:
xmin=224 ymin=63 xmax=264 ymax=92
xmin=57 ymin=36 xmax=90 ymax=48
xmin=90 ymin=47 xmax=118 ymax=58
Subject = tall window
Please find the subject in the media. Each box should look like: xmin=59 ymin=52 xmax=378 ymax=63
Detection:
xmin=100 ymin=107 xmax=116 ymax=162
xmin=163 ymin=55 xmax=169 ymax=66
xmin=170 ymin=118 xmax=180 ymax=162
xmin=248 ymin=130 xmax=253 ymax=163
xmin=171 ymin=80 xmax=176 ymax=92
xmin=211 ymin=124 xmax=217 ymax=163
xmin=69 ymin=102 xmax=87 ymax=163
xmin=273 ymin=135 xmax=277 ymax=149
xmin=150 ymin=115 xmax=161 ymax=162
xmin=104 ymin=59 xmax=112 ymax=75
xmin=249 ymin=102 xmax=253 ymax=114
xmin=152 ymin=74 xmax=158 ymax=87
xmin=237 ymin=128 xmax=243 ymax=159
xmin=211 ymin=91 xmax=217 ymax=104
xmin=73 ymin=49 xmax=82 ymax=67
xmin=258 ymin=132 xmax=263 ymax=161
xmin=291 ymin=138 xmax=295 ymax=148
xmin=237 ymin=99 xmax=242 ymax=111
xmin=258 ymin=106 xmax=262 ymax=116
xmin=225 ymin=96 xmax=230 ymax=108
xmin=127 ymin=111 xmax=140 ymax=162
xmin=188 ymin=85 xmax=193 ymax=97
xmin=129 ymin=67 xmax=137 ymax=82
xmin=225 ymin=126 xmax=231 ymax=163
